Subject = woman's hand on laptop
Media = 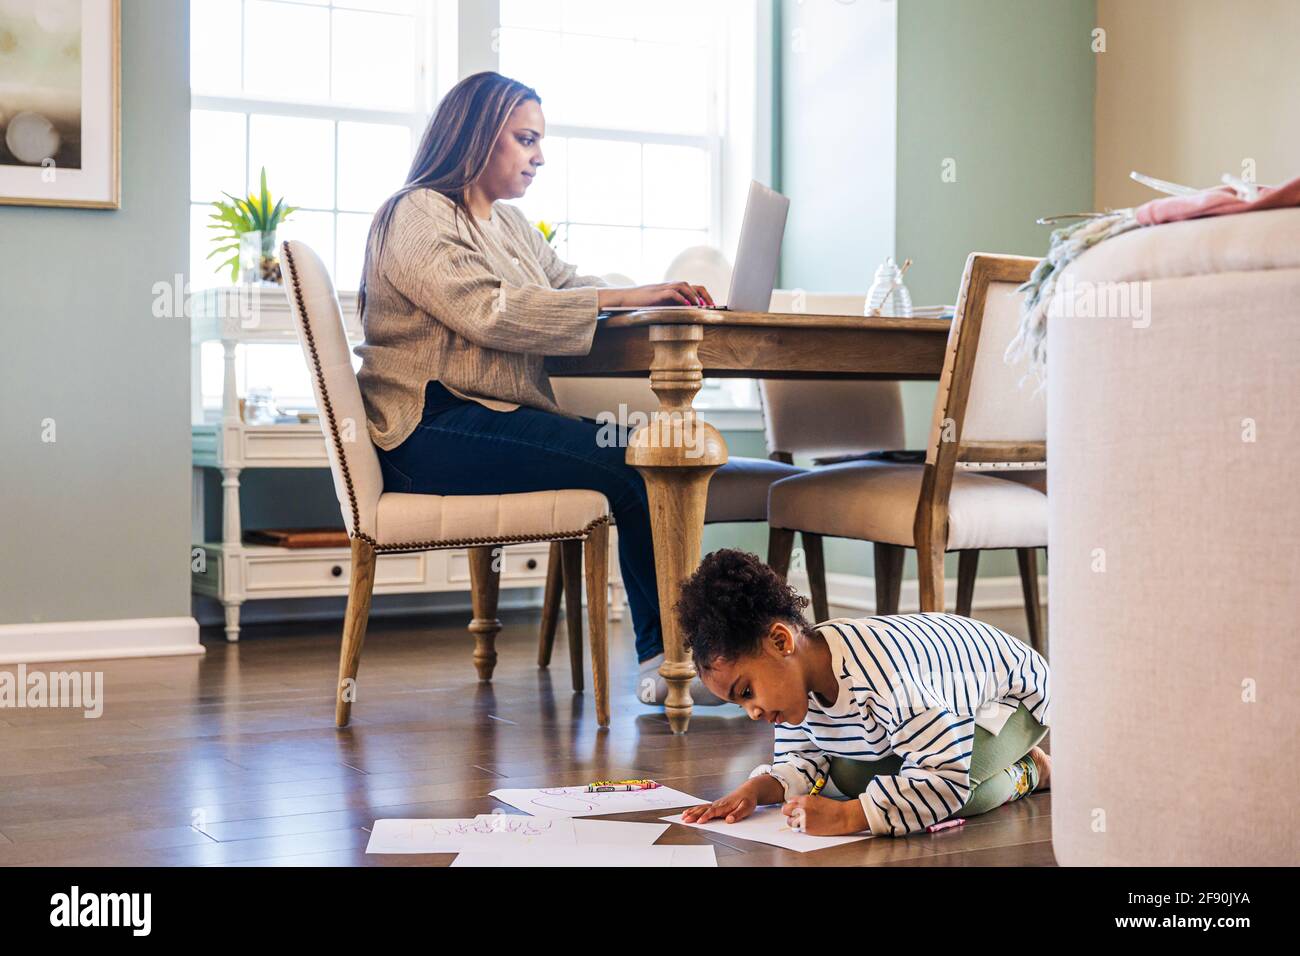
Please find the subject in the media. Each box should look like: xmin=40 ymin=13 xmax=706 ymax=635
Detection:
xmin=598 ymin=281 xmax=715 ymax=309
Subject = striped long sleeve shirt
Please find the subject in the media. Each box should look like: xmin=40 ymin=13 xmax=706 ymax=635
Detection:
xmin=763 ymin=614 xmax=1051 ymax=836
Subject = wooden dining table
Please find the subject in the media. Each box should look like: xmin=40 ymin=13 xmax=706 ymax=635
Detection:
xmin=546 ymin=308 xmax=952 ymax=733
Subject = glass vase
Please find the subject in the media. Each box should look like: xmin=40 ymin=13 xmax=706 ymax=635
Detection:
xmin=239 ymin=230 xmax=282 ymax=285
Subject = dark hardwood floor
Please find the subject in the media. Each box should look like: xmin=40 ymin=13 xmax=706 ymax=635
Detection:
xmin=0 ymin=605 xmax=1054 ymax=866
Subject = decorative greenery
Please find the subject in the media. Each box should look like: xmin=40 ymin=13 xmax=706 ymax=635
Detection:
xmin=207 ymin=167 xmax=299 ymax=282
xmin=532 ymin=219 xmax=557 ymax=244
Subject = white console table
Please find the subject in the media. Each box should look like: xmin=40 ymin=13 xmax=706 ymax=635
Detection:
xmin=190 ymin=286 xmax=624 ymax=642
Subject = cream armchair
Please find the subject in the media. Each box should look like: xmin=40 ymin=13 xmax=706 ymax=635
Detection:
xmin=1047 ymin=208 xmax=1300 ymax=865
xmin=281 ymin=241 xmax=614 ymax=728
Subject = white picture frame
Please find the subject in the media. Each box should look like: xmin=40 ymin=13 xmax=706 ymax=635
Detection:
xmin=0 ymin=0 xmax=121 ymax=209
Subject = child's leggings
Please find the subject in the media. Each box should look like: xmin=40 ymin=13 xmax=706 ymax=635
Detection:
xmin=827 ymin=703 xmax=1048 ymax=820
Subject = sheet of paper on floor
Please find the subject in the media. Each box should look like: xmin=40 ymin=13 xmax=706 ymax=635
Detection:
xmin=366 ymin=815 xmax=670 ymax=853
xmin=450 ymin=844 xmax=717 ymax=867
xmin=571 ymin=818 xmax=671 ymax=845
xmin=661 ymin=805 xmax=873 ymax=853
xmin=488 ymin=784 xmax=706 ymax=818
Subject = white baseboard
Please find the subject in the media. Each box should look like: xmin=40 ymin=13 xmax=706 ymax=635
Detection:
xmin=785 ymin=569 xmax=1045 ymax=615
xmin=0 ymin=617 xmax=204 ymax=665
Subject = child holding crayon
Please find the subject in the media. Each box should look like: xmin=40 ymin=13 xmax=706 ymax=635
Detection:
xmin=677 ymin=550 xmax=1051 ymax=837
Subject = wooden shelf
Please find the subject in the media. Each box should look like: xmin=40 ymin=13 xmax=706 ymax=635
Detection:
xmin=192 ymin=421 xmax=330 ymax=469
xmin=191 ymin=285 xmax=360 ymax=345
xmin=192 ymin=540 xmax=553 ymax=603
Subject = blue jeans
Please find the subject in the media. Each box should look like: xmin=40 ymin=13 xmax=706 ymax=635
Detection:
xmin=376 ymin=391 xmax=664 ymax=662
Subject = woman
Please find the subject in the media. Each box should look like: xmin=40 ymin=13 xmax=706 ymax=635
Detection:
xmin=355 ymin=71 xmax=718 ymax=705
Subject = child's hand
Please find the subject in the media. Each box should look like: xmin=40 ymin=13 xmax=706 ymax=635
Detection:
xmin=681 ymin=786 xmax=758 ymax=825
xmin=781 ymin=795 xmax=868 ymax=835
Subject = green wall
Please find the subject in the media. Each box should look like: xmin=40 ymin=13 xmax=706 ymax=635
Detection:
xmin=775 ymin=0 xmax=1095 ymax=586
xmin=0 ymin=1 xmax=192 ymax=625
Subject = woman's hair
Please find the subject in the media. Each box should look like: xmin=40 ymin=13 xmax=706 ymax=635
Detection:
xmin=675 ymin=549 xmax=810 ymax=671
xmin=357 ymin=71 xmax=540 ymax=316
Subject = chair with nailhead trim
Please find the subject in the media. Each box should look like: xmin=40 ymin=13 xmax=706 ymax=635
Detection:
xmin=281 ymin=240 xmax=614 ymax=728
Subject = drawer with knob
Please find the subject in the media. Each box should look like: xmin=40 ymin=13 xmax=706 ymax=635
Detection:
xmin=447 ymin=544 xmax=550 ymax=584
xmin=244 ymin=549 xmax=426 ymax=593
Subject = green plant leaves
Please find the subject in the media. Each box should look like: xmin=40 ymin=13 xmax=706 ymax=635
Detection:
xmin=206 ymin=167 xmax=297 ymax=282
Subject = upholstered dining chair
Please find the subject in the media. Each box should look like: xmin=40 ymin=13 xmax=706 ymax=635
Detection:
xmin=281 ymin=240 xmax=614 ymax=728
xmin=767 ymin=254 xmax=1048 ymax=650
xmin=760 ymin=291 xmax=909 ymax=624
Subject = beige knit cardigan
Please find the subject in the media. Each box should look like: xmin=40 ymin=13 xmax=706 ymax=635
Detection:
xmin=355 ymin=188 xmax=608 ymax=451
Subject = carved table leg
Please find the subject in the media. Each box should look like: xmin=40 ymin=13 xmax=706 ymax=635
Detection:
xmin=627 ymin=325 xmax=728 ymax=734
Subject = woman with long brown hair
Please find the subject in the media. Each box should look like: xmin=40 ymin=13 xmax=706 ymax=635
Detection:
xmin=355 ymin=71 xmax=720 ymax=704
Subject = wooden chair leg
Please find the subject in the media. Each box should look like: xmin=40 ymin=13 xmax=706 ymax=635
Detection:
xmin=1017 ymin=547 xmax=1043 ymax=653
xmin=916 ymin=537 xmax=946 ymax=612
xmin=336 ymin=537 xmax=376 ymax=728
xmin=468 ymin=545 xmax=502 ymax=681
xmin=561 ymin=538 xmax=585 ymax=692
xmin=956 ymin=550 xmax=980 ymax=617
xmin=873 ymin=543 xmax=904 ymax=615
xmin=803 ymin=532 xmax=830 ymax=622
xmin=537 ymin=542 xmax=563 ymax=666
xmin=584 ymin=522 xmax=611 ymax=727
xmin=767 ymin=527 xmax=796 ymax=579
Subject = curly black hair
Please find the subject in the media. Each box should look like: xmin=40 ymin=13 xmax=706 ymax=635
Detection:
xmin=674 ymin=549 xmax=810 ymax=671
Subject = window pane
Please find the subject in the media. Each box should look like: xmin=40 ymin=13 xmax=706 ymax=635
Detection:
xmin=499 ymin=0 xmax=562 ymax=31
xmin=567 ymin=138 xmax=639 ymax=226
xmin=556 ymin=33 xmax=632 ymax=129
xmin=643 ymin=144 xmax=708 ymax=229
xmin=334 ymin=212 xmax=375 ymax=291
xmin=244 ymin=1 xmax=330 ymax=101
xmin=497 ymin=27 xmax=565 ymax=105
xmin=190 ymin=0 xmax=242 ymax=95
xmin=248 ymin=114 xmax=336 ymax=209
xmin=632 ymin=44 xmax=708 ymax=134
xmin=634 ymin=0 xmax=712 ymax=45
xmin=499 ymin=27 xmax=709 ymax=134
xmin=335 ymin=0 xmax=417 ymax=13
xmin=191 ymin=110 xmax=247 ymax=203
xmin=564 ymin=224 xmax=641 ymax=282
xmin=245 ymin=344 xmax=316 ymax=405
xmin=561 ymin=0 xmax=636 ymax=39
xmin=276 ymin=210 xmax=336 ymax=278
xmin=644 ymin=227 xmax=709 ymax=285
xmin=331 ymin=9 xmax=417 ymax=109
xmin=515 ymin=136 xmax=566 ymax=224
xmin=337 ymin=122 xmax=411 ymax=211
xmin=200 ymin=341 xmax=225 ymax=408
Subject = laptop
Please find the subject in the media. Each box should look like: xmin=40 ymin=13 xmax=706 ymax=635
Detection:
xmin=598 ymin=180 xmax=790 ymax=314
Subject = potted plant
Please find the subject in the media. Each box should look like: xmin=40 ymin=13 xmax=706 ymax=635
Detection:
xmin=208 ymin=167 xmax=298 ymax=284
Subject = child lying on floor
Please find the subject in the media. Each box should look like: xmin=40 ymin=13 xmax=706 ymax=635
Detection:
xmin=676 ymin=549 xmax=1051 ymax=837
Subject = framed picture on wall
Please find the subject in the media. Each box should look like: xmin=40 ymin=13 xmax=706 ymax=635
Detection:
xmin=0 ymin=0 xmax=120 ymax=209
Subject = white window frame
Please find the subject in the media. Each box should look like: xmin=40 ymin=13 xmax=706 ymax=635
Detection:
xmin=487 ymin=0 xmax=764 ymax=411
xmin=193 ymin=0 xmax=765 ymax=415
xmin=189 ymin=0 xmax=437 ymax=291
xmin=529 ymin=122 xmax=724 ymax=267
